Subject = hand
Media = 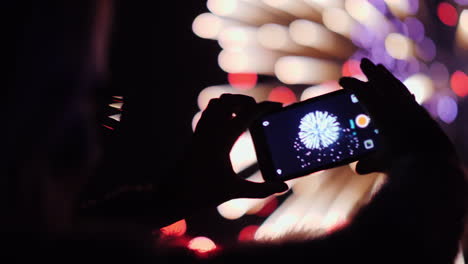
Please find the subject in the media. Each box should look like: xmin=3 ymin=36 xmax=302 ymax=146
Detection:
xmin=181 ymin=94 xmax=289 ymax=209
xmin=339 ymin=58 xmax=456 ymax=174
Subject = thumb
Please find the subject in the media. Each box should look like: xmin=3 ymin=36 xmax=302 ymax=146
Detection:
xmin=231 ymin=101 xmax=283 ymax=132
xmin=339 ymin=77 xmax=366 ymax=93
xmin=339 ymin=77 xmax=374 ymax=103
xmin=236 ymin=180 xmax=289 ymax=199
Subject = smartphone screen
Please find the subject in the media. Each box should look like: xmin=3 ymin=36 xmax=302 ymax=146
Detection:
xmin=250 ymin=89 xmax=381 ymax=181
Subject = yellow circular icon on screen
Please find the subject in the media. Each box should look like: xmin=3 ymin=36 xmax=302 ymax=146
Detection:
xmin=355 ymin=114 xmax=370 ymax=128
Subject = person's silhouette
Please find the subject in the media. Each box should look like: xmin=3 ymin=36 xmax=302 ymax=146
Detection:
xmin=79 ymin=58 xmax=466 ymax=263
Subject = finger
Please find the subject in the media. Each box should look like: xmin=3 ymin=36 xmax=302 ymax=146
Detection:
xmin=339 ymin=77 xmax=375 ymax=103
xmin=360 ymin=58 xmax=381 ymax=84
xmin=361 ymin=59 xmax=396 ymax=98
xmin=362 ymin=59 xmax=409 ymax=100
xmin=197 ymin=94 xmax=257 ymax=131
xmin=195 ymin=98 xmax=223 ymax=130
xmin=376 ymin=64 xmax=399 ymax=83
xmin=198 ymin=98 xmax=221 ymax=120
xmin=376 ymin=64 xmax=415 ymax=99
xmin=235 ymin=180 xmax=289 ymax=199
xmin=219 ymin=93 xmax=257 ymax=114
xmin=230 ymin=101 xmax=282 ymax=133
xmin=220 ymin=101 xmax=282 ymax=149
xmin=339 ymin=77 xmax=366 ymax=93
xmin=203 ymin=94 xmax=256 ymax=120
xmin=220 ymin=93 xmax=255 ymax=101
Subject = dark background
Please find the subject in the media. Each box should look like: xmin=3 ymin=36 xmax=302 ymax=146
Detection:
xmin=108 ymin=1 xmax=224 ymax=171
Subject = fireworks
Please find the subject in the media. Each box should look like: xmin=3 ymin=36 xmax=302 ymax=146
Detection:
xmin=298 ymin=111 xmax=341 ymax=150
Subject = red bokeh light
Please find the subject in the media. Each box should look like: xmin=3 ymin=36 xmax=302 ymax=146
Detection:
xmin=160 ymin=219 xmax=187 ymax=237
xmin=238 ymin=225 xmax=259 ymax=242
xmin=268 ymin=86 xmax=297 ymax=105
xmin=254 ymin=197 xmax=278 ymax=217
xmin=341 ymin=59 xmax=362 ymax=77
xmin=437 ymin=2 xmax=458 ymax=26
xmin=101 ymin=124 xmax=114 ymax=130
xmin=450 ymin=71 xmax=468 ymax=97
xmin=228 ymin=72 xmax=258 ymax=90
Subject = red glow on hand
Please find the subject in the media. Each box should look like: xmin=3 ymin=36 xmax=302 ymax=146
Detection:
xmin=437 ymin=2 xmax=458 ymax=26
xmin=228 ymin=72 xmax=258 ymax=90
xmin=268 ymin=86 xmax=297 ymax=105
xmin=450 ymin=71 xmax=468 ymax=97
xmin=160 ymin=219 xmax=187 ymax=237
xmin=238 ymin=225 xmax=259 ymax=242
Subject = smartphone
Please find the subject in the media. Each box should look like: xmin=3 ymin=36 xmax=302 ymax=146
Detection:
xmin=249 ymin=89 xmax=381 ymax=182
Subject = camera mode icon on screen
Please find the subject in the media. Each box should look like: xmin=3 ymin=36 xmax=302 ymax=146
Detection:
xmin=364 ymin=139 xmax=374 ymax=149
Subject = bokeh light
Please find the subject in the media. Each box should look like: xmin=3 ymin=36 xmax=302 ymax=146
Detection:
xmin=456 ymin=9 xmax=468 ymax=49
xmin=262 ymin=0 xmax=321 ymax=22
xmin=404 ymin=17 xmax=425 ymax=42
xmin=257 ymin=23 xmax=290 ymax=50
xmin=228 ymin=72 xmax=258 ymax=90
xmin=384 ymin=0 xmax=418 ymax=18
xmin=451 ymin=71 xmax=468 ymax=97
xmin=322 ymin=7 xmax=356 ymax=37
xmin=253 ymin=196 xmax=279 ymax=217
xmin=218 ymin=48 xmax=280 ymax=74
xmin=218 ymin=25 xmax=259 ymax=50
xmin=267 ymin=86 xmax=297 ymax=105
xmin=289 ymin=19 xmax=355 ymax=59
xmin=192 ymin=13 xmax=227 ymax=39
xmin=437 ymin=95 xmax=458 ymax=124
xmin=437 ymin=2 xmax=458 ymax=26
xmin=385 ymin=33 xmax=413 ymax=60
xmin=217 ymin=198 xmax=261 ymax=220
xmin=341 ymin=59 xmax=363 ymax=77
xmin=403 ymin=73 xmax=434 ymax=104
xmin=415 ymin=37 xmax=437 ymax=62
xmin=429 ymin=62 xmax=450 ymax=87
xmin=238 ymin=225 xmax=260 ymax=242
xmin=275 ymin=56 xmax=341 ymax=84
xmin=230 ymin=132 xmax=257 ymax=173
xmin=187 ymin=236 xmax=217 ymax=254
xmin=300 ymin=82 xmax=341 ymax=101
xmin=160 ymin=219 xmax=187 ymax=237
